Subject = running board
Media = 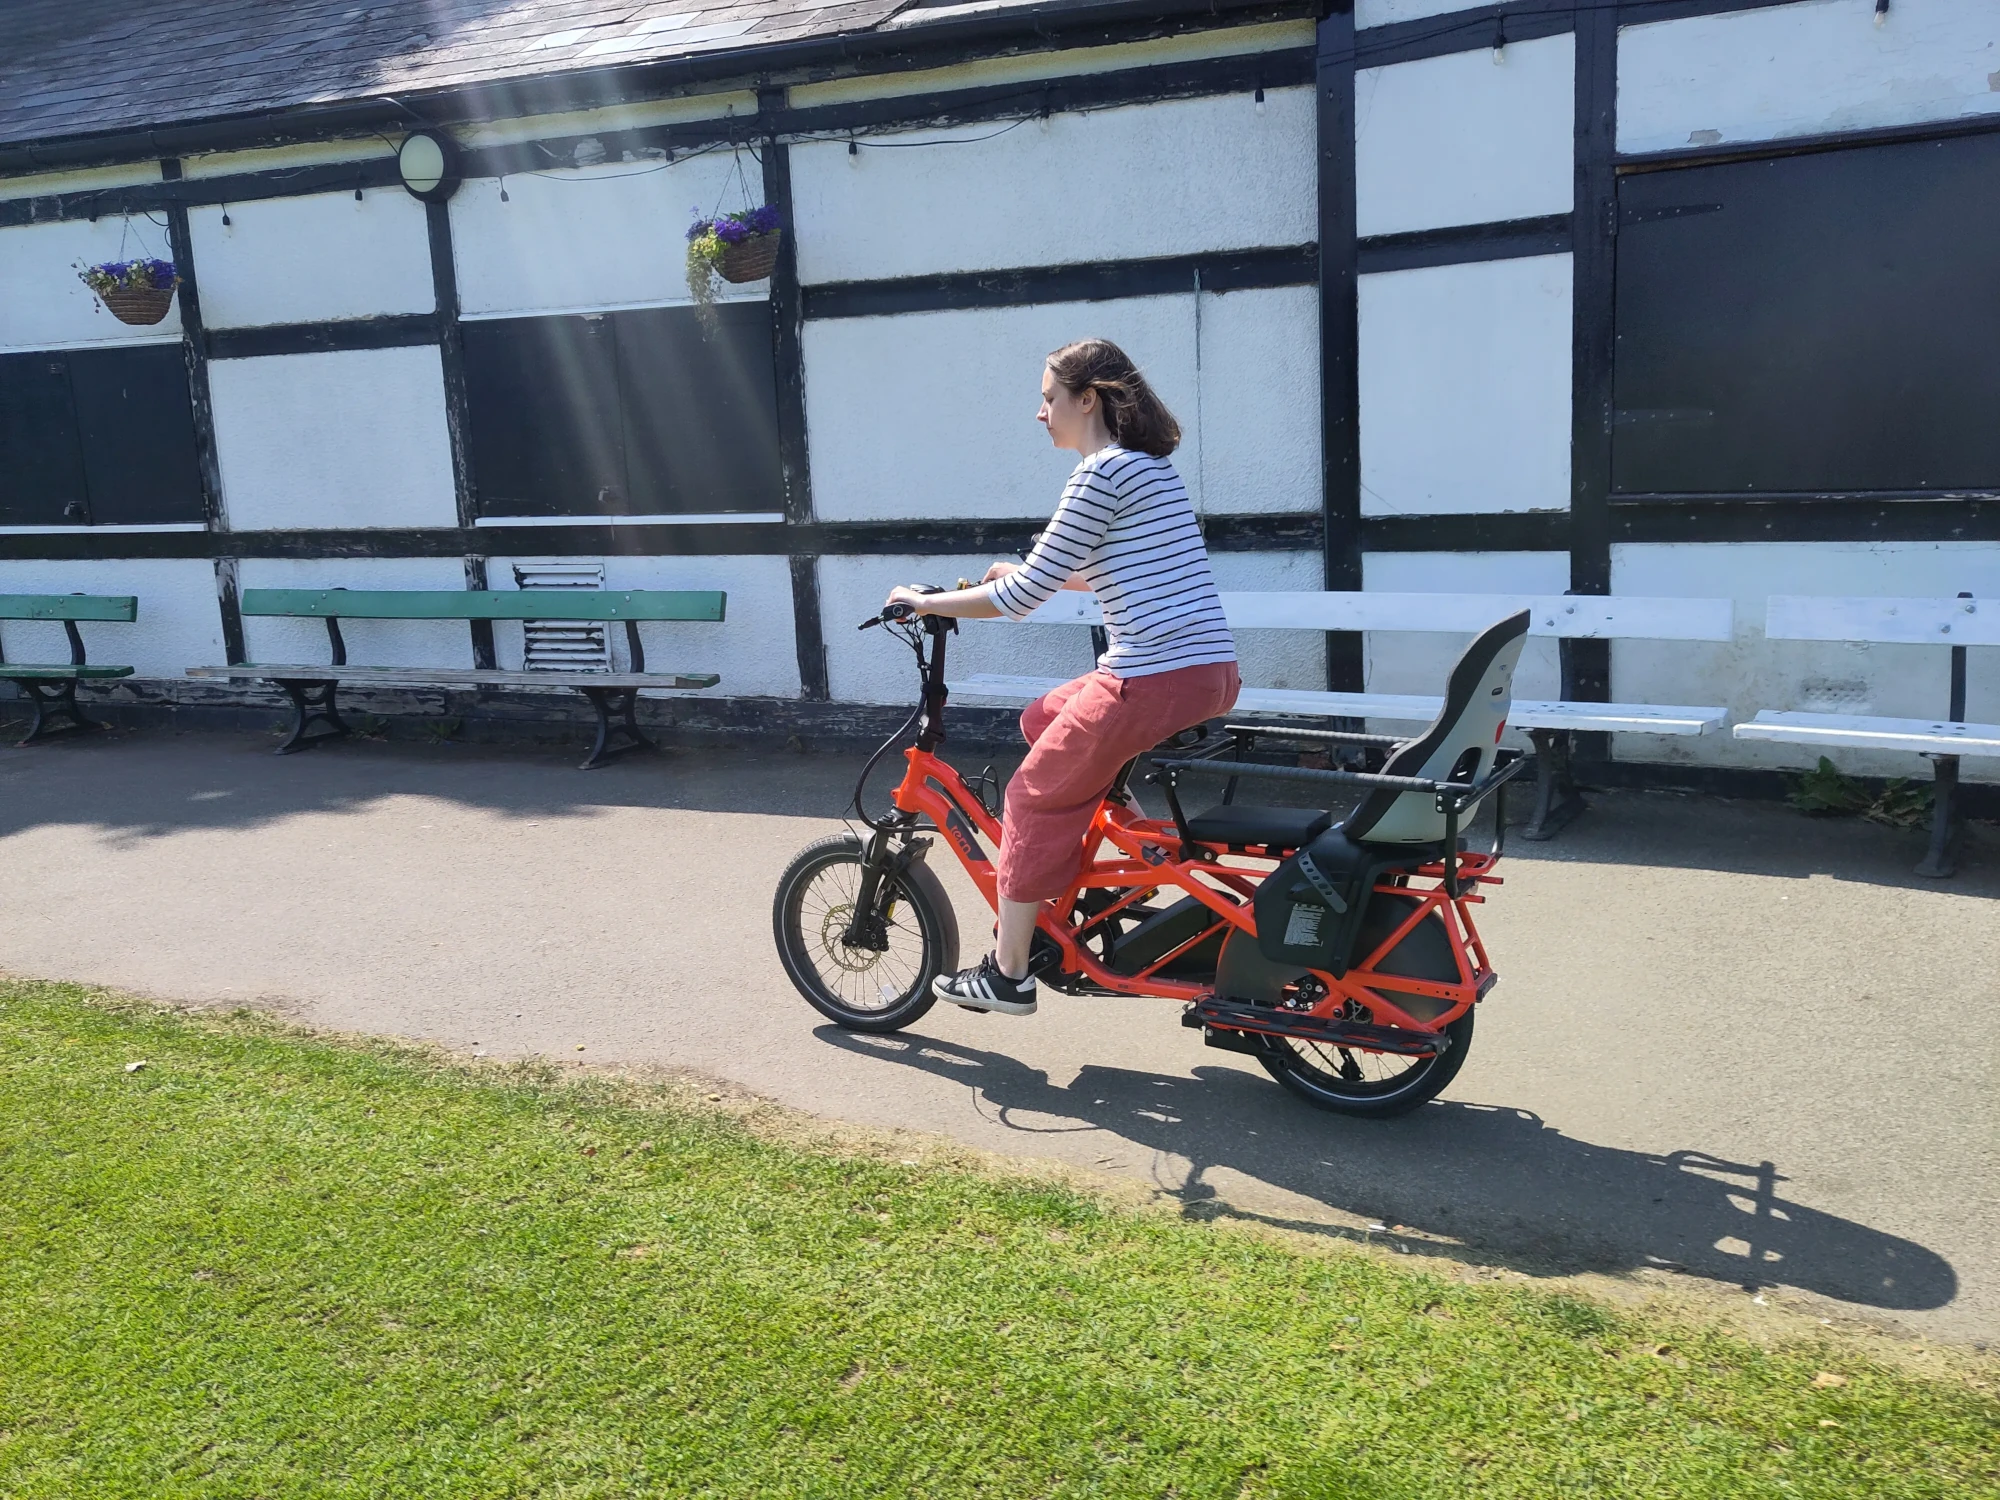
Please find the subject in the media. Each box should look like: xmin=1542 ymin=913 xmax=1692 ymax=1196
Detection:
xmin=1184 ymin=996 xmax=1448 ymax=1058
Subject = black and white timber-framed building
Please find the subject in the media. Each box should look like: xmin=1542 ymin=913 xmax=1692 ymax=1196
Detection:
xmin=1 ymin=0 xmax=1996 ymax=782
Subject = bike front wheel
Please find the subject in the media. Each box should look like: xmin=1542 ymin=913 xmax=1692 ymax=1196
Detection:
xmin=771 ymin=834 xmax=960 ymax=1032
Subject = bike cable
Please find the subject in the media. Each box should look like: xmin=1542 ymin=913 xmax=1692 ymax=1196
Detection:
xmin=850 ymin=698 xmax=924 ymax=832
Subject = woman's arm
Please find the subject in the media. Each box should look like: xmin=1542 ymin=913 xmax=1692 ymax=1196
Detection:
xmin=983 ymin=464 xmax=1118 ymax=619
xmin=983 ymin=560 xmax=1091 ymax=592
xmin=887 ymin=465 xmax=1116 ymax=619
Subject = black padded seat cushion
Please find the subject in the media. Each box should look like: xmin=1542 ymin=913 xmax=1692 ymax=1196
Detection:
xmin=1186 ymin=803 xmax=1333 ymax=849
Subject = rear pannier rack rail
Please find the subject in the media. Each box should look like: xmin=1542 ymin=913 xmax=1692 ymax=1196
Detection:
xmin=1149 ymin=733 xmax=1529 ymax=897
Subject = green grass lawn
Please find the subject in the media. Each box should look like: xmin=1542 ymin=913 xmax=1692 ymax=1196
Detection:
xmin=1 ymin=979 xmax=1993 ymax=1499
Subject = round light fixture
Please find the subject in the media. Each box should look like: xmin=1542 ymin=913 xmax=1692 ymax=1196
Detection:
xmin=396 ymin=130 xmax=461 ymax=203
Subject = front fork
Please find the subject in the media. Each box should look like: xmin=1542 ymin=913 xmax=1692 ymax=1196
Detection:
xmin=842 ymin=824 xmax=933 ymax=950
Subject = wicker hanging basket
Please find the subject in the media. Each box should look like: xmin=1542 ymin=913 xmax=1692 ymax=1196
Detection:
xmin=717 ymin=230 xmax=781 ymax=284
xmin=96 ymin=283 xmax=177 ymax=326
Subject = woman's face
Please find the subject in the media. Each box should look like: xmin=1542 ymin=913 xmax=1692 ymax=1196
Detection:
xmin=1037 ymin=365 xmax=1098 ymax=452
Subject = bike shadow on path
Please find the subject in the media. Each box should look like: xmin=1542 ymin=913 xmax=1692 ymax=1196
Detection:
xmin=816 ymin=1027 xmax=1957 ymax=1317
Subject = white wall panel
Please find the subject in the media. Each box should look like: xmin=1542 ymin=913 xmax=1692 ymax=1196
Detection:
xmin=805 ymin=288 xmax=1319 ymax=523
xmin=1356 ymin=33 xmax=1574 ymax=236
xmin=1358 ymin=254 xmax=1571 ymax=516
xmin=180 ymin=140 xmax=397 ymax=180
xmin=484 ymin=554 xmax=799 ymax=698
xmin=1193 ymin=285 xmax=1322 ymax=514
xmin=823 ymin=550 xmax=1322 ymax=706
xmin=238 ymin=557 xmax=472 ymax=670
xmin=209 ymin=346 xmax=459 ymax=530
xmin=0 ymin=559 xmax=224 ymax=678
xmin=1611 ymin=541 xmax=2000 ymax=778
xmin=1619 ymin=0 xmax=2000 ymax=155
xmin=1357 ymin=0 xmax=1489 ymax=26
xmin=0 ymin=217 xmax=185 ymax=352
xmin=792 ymin=23 xmax=1313 ymax=108
xmin=806 ymin=297 xmax=1193 ymax=524
xmin=1362 ymin=552 xmax=1569 ymax=713
xmin=451 ymin=155 xmax=768 ymax=317
xmin=789 ymin=91 xmax=1315 ymax=284
xmin=0 ymin=162 xmax=162 ymax=202
xmin=187 ymin=191 xmax=435 ymax=328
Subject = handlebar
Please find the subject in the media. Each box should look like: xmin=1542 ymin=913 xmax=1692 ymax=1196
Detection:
xmin=858 ymin=583 xmax=948 ymax=630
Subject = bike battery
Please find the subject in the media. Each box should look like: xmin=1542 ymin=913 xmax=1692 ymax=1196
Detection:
xmin=1109 ymin=895 xmax=1227 ymax=978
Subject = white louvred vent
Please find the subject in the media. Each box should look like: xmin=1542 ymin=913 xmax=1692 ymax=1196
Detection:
xmin=513 ymin=561 xmax=609 ymax=672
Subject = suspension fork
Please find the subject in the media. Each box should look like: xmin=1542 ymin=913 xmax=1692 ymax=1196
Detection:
xmin=842 ymin=821 xmax=933 ymax=948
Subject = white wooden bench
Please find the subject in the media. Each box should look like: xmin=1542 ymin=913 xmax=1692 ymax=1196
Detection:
xmin=954 ymin=590 xmax=1733 ymax=840
xmin=1734 ymin=593 xmax=1995 ymax=877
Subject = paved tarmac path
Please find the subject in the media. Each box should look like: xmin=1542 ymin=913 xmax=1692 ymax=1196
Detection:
xmin=2 ymin=730 xmax=1993 ymax=1346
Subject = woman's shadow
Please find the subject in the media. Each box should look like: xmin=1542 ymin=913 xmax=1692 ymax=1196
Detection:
xmin=816 ymin=1027 xmax=1956 ymax=1315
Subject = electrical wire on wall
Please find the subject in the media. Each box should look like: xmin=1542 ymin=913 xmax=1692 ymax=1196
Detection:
xmin=1191 ymin=263 xmax=1207 ymax=539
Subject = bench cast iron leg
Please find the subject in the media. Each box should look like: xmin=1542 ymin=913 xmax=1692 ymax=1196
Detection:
xmin=1521 ymin=728 xmax=1588 ymax=841
xmin=577 ymin=687 xmax=656 ymax=771
xmin=1915 ymin=754 xmax=1962 ymax=879
xmin=10 ymin=677 xmax=106 ymax=746
xmin=273 ymin=679 xmax=351 ymax=755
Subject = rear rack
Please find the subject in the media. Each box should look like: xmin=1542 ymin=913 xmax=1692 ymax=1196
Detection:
xmin=1147 ymin=745 xmax=1527 ymax=895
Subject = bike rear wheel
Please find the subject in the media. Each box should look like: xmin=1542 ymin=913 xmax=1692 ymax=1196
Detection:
xmin=1218 ymin=892 xmax=1476 ymax=1118
xmin=772 ymin=834 xmax=959 ymax=1032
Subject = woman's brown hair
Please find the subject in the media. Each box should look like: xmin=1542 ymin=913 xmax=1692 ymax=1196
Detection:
xmin=1045 ymin=338 xmax=1181 ymax=457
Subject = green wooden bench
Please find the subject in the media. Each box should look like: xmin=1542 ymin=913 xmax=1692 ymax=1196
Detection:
xmin=186 ymin=589 xmax=726 ymax=769
xmin=0 ymin=594 xmax=138 ymax=747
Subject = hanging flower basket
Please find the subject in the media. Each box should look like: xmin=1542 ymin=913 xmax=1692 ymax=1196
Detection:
xmin=719 ymin=232 xmax=781 ymax=284
xmin=77 ymin=258 xmax=179 ymax=326
xmin=686 ymin=206 xmax=782 ymax=310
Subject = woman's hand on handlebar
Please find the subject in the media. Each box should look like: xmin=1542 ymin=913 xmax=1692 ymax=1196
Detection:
xmin=870 ymin=581 xmax=1005 ymax=627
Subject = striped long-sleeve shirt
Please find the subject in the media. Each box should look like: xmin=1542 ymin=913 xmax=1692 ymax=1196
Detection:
xmin=987 ymin=445 xmax=1236 ymax=678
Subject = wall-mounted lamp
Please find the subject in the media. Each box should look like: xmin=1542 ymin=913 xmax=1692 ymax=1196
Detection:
xmin=396 ymin=129 xmax=462 ymax=204
xmin=1492 ymin=15 xmax=1507 ymax=63
xmin=1874 ymin=0 xmax=1889 ymax=24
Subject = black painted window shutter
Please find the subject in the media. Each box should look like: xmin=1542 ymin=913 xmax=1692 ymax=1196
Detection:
xmin=461 ymin=303 xmax=784 ymax=518
xmin=1614 ymin=131 xmax=2000 ymax=498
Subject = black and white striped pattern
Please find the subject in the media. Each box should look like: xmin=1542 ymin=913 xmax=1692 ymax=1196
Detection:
xmin=988 ymin=446 xmax=1237 ymax=678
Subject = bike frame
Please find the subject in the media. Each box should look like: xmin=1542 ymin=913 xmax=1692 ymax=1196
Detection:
xmin=864 ymin=614 xmax=1512 ymax=1050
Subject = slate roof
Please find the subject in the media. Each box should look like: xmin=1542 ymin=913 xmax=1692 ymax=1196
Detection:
xmin=0 ymin=0 xmax=918 ymax=155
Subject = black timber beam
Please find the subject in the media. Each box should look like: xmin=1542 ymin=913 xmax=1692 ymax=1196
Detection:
xmin=205 ymin=313 xmax=440 ymax=361
xmin=803 ymin=245 xmax=1316 ymax=320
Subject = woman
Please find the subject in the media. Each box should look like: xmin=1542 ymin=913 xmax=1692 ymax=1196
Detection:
xmin=885 ymin=338 xmax=1240 ymax=1017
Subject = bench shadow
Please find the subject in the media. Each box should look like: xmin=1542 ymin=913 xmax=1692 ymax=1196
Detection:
xmin=0 ymin=731 xmax=1989 ymax=900
xmin=814 ymin=1026 xmax=1958 ymax=1317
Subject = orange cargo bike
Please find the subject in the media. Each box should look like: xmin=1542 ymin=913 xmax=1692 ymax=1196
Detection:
xmin=772 ymin=598 xmax=1531 ymax=1117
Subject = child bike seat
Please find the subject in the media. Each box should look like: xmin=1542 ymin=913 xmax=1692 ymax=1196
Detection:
xmin=1183 ymin=804 xmax=1332 ymax=850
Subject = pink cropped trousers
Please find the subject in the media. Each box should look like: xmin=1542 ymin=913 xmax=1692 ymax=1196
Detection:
xmin=997 ymin=661 xmax=1241 ymax=903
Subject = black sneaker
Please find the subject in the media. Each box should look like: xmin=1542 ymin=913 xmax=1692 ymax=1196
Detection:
xmin=933 ymin=954 xmax=1038 ymax=1016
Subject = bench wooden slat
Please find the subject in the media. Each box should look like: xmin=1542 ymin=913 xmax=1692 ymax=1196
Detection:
xmin=186 ymin=665 xmax=720 ymax=690
xmin=0 ymin=665 xmax=136 ymax=680
xmin=1765 ymin=595 xmax=1998 ymax=647
xmin=237 ymin=589 xmax=727 ymax=623
xmin=948 ymin=674 xmax=1725 ymax=736
xmin=1733 ymin=710 xmax=2000 ymax=757
xmin=1015 ymin=591 xmax=1733 ymax=641
xmin=0 ymin=594 xmax=138 ymax=623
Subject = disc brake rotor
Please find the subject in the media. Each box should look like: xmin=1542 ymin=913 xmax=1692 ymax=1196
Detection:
xmin=819 ymin=902 xmax=887 ymax=974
